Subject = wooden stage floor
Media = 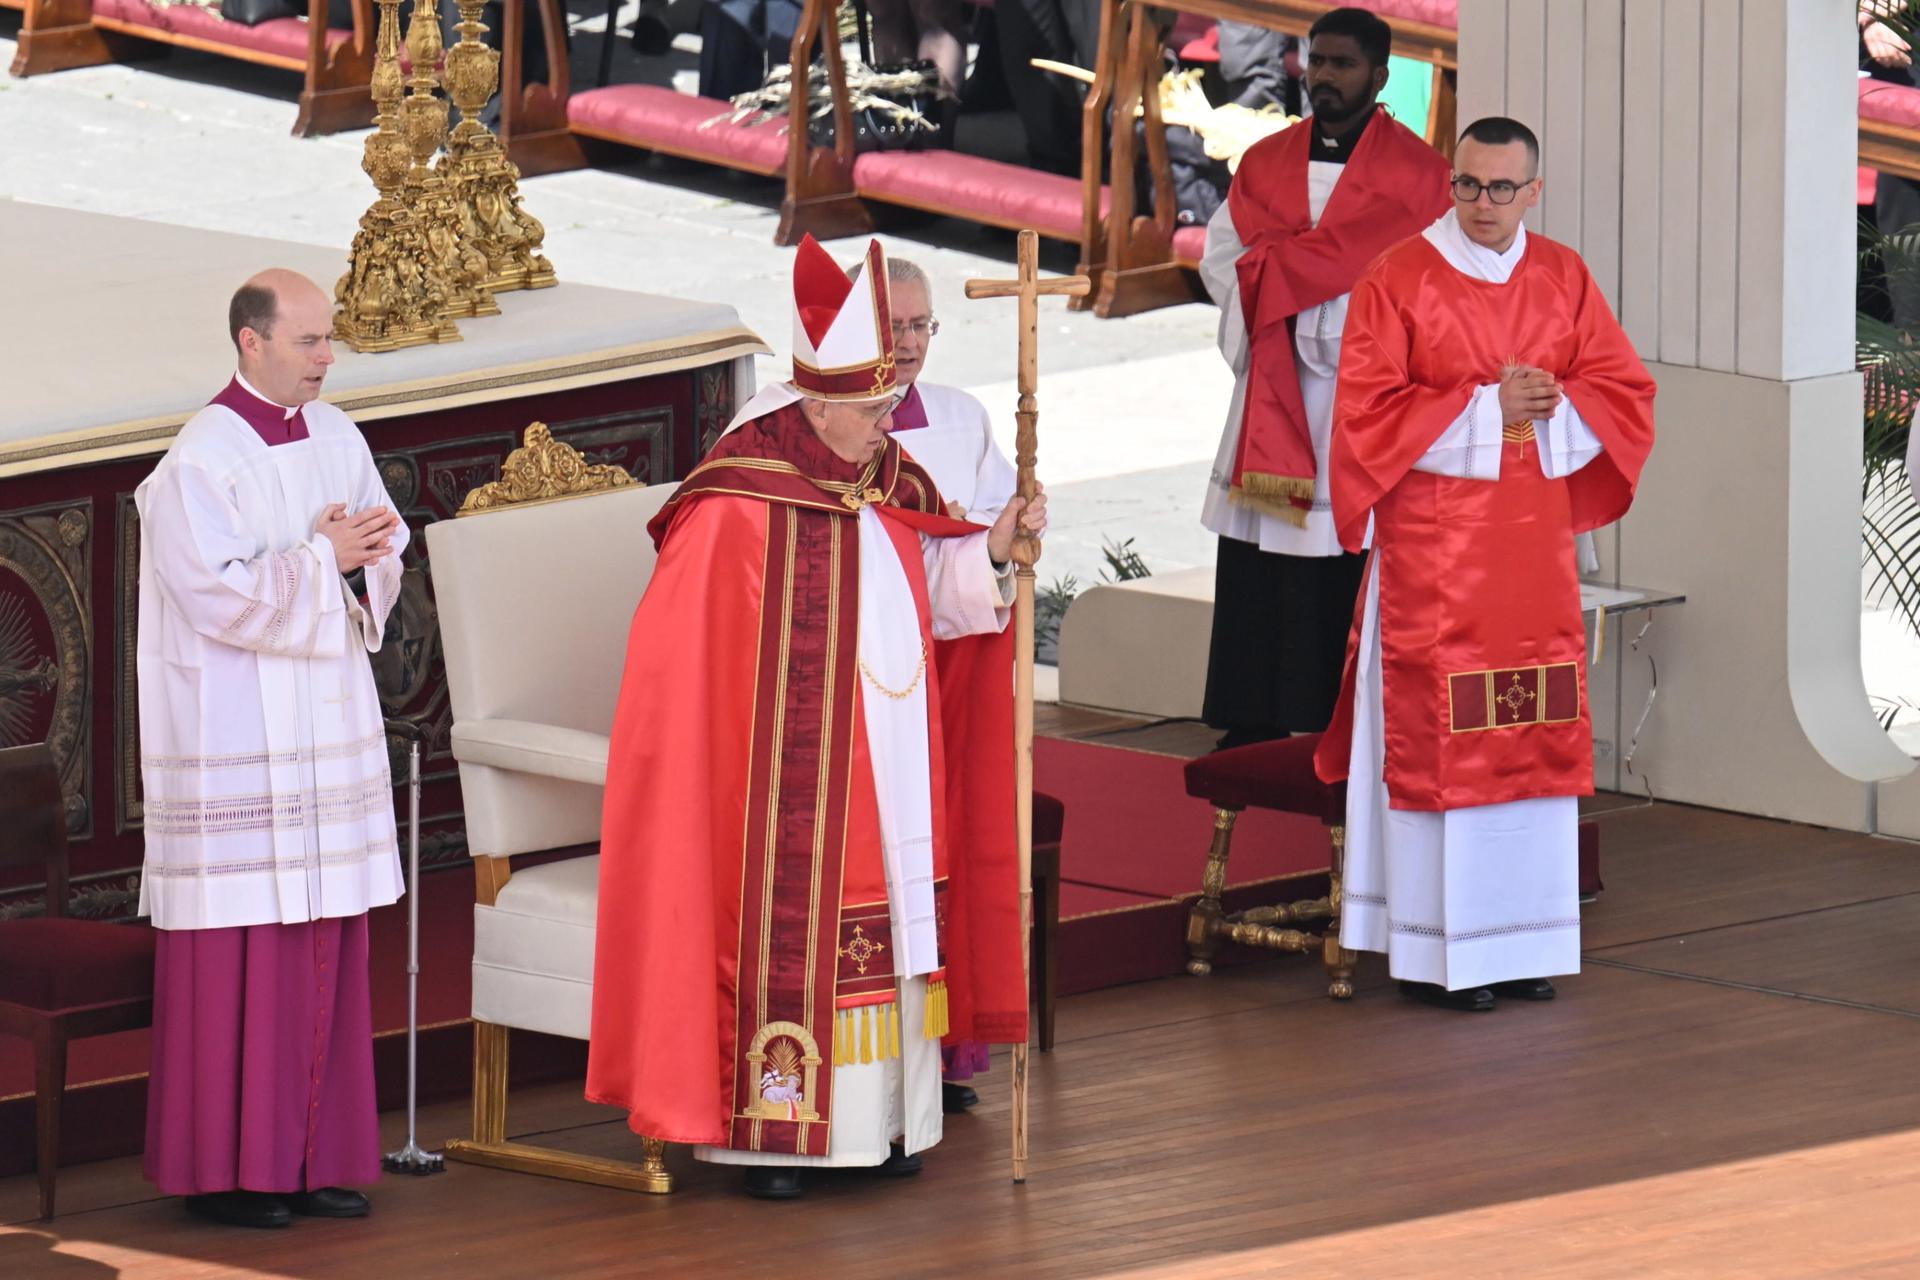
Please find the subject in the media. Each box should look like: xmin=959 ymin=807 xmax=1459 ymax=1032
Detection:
xmin=5 ymin=797 xmax=1919 ymax=1277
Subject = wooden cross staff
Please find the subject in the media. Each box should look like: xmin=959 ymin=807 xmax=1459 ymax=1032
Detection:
xmin=964 ymin=229 xmax=1089 ymax=1185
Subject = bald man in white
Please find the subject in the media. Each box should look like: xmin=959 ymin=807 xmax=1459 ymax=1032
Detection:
xmin=136 ymin=270 xmax=407 ymax=1230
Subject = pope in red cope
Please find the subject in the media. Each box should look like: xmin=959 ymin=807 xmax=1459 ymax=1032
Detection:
xmin=587 ymin=236 xmax=1044 ymax=1200
xmin=1314 ymin=117 xmax=1657 ymax=1014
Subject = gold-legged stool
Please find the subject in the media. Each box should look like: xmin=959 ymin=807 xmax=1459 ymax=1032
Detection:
xmin=1181 ymin=732 xmax=1356 ymax=998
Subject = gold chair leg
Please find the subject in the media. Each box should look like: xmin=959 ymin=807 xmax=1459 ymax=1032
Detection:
xmin=1324 ymin=824 xmax=1356 ymax=999
xmin=1186 ymin=807 xmax=1240 ymax=976
xmin=472 ymin=1020 xmax=508 ymax=1145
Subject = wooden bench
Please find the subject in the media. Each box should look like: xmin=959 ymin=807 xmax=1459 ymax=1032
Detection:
xmin=500 ymin=0 xmax=1108 ymax=248
xmin=10 ymin=0 xmax=377 ymax=137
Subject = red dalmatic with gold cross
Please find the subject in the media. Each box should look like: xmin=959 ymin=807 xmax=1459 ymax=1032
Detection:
xmin=1314 ymin=231 xmax=1657 ymax=811
xmin=585 ymin=405 xmax=1026 ymax=1155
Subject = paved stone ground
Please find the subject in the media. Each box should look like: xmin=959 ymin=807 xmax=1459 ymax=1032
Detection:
xmin=5 ymin=10 xmax=1919 ymax=743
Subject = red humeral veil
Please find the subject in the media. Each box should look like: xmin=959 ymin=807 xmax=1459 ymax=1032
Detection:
xmin=1226 ymin=109 xmax=1452 ymax=521
xmin=1313 ymin=232 xmax=1657 ymax=811
xmin=585 ymin=405 xmax=1026 ymax=1155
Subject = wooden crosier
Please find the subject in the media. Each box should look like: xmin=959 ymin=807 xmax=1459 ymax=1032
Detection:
xmin=964 ymin=229 xmax=1089 ymax=1184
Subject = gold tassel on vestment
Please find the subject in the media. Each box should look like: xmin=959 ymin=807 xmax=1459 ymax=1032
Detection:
xmin=887 ymin=1002 xmax=901 ymax=1058
xmin=859 ymin=1005 xmax=875 ymax=1064
xmin=833 ymin=1009 xmax=847 ymax=1066
xmin=923 ymin=979 xmax=951 ymax=1039
xmin=1229 ymin=473 xmax=1315 ymax=528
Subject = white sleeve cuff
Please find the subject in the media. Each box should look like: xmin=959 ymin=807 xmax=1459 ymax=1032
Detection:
xmin=1412 ymin=383 xmax=1505 ymax=481
xmin=1538 ymin=395 xmax=1606 ymax=479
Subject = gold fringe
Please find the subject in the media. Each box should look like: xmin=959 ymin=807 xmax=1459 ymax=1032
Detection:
xmin=924 ymin=979 xmax=950 ymax=1039
xmin=887 ymin=1002 xmax=901 ymax=1058
xmin=833 ymin=1009 xmax=847 ymax=1066
xmin=859 ymin=1005 xmax=874 ymax=1064
xmin=1227 ymin=476 xmax=1313 ymax=528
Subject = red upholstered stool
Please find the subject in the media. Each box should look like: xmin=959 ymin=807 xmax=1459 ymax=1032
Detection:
xmin=1030 ymin=791 xmax=1065 ymax=1052
xmin=1181 ymin=733 xmax=1356 ymax=999
xmin=0 ymin=744 xmax=156 ymax=1220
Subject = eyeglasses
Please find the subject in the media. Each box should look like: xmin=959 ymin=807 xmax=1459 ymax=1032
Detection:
xmin=1450 ymin=175 xmax=1533 ymax=205
xmin=891 ymin=318 xmax=939 ymax=339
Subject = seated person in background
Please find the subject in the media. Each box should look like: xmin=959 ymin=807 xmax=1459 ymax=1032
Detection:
xmin=866 ymin=0 xmax=968 ymax=103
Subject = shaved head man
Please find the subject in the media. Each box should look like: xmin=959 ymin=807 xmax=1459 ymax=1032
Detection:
xmin=135 ymin=268 xmax=407 ymax=1229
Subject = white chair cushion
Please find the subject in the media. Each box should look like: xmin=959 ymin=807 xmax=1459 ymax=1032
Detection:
xmin=452 ymin=718 xmax=611 ymax=787
xmin=472 ymin=854 xmax=601 ymax=1041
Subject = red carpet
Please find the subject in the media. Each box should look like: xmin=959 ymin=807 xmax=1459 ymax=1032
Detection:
xmin=1035 ymin=737 xmax=1331 ymax=994
xmin=4 ymin=739 xmax=1331 ymax=1177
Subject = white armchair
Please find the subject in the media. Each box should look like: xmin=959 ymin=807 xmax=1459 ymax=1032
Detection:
xmin=426 ymin=425 xmax=676 ymax=1193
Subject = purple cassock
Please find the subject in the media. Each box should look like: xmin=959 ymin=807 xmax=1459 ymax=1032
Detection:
xmin=142 ymin=378 xmax=381 ymax=1197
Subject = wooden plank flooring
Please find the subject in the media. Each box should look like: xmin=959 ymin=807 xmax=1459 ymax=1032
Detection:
xmin=4 ymin=800 xmax=1919 ymax=1277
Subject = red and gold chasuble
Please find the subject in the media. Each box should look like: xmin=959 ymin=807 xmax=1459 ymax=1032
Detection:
xmin=586 ymin=405 xmax=1026 ymax=1155
xmin=1226 ymin=109 xmax=1452 ymax=521
xmin=1313 ymin=232 xmax=1657 ymax=811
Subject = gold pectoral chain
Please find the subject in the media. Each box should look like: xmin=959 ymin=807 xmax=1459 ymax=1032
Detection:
xmin=858 ymin=639 xmax=928 ymax=700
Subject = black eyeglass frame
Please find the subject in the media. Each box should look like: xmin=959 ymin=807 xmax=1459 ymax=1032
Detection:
xmin=1449 ymin=174 xmax=1537 ymax=206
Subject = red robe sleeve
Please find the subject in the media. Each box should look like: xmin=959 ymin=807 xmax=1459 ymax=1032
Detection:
xmin=1325 ymin=260 xmax=1484 ymax=552
xmin=1559 ymin=265 xmax=1659 ymax=532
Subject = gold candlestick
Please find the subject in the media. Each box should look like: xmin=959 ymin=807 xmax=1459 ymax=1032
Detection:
xmin=334 ymin=0 xmax=462 ymax=351
xmin=402 ymin=0 xmax=498 ymax=319
xmin=438 ymin=0 xmax=555 ymax=293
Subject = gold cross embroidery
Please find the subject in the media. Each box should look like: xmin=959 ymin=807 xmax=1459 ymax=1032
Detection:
xmin=838 ymin=924 xmax=886 ymax=975
xmin=1497 ymin=673 xmax=1537 ymax=721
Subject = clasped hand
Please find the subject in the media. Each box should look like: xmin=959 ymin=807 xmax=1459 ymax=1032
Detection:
xmin=317 ymin=503 xmax=401 ymax=572
xmin=1499 ymin=363 xmax=1563 ymax=423
xmin=986 ymin=483 xmax=1049 ymax=564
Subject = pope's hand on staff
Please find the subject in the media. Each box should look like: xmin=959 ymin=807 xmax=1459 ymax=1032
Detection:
xmin=986 ymin=483 xmax=1048 ymax=563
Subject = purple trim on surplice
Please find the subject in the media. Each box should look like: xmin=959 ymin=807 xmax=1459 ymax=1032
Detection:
xmin=210 ymin=377 xmax=310 ymax=446
xmin=889 ymin=382 xmax=930 ymax=433
xmin=144 ymin=915 xmax=381 ymax=1196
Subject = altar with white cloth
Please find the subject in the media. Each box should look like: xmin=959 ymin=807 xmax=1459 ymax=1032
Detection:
xmin=0 ymin=199 xmax=770 ymax=920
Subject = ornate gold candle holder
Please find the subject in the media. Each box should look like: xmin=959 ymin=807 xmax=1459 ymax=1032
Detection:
xmin=438 ymin=0 xmax=555 ymax=293
xmin=334 ymin=0 xmax=462 ymax=351
xmin=402 ymin=0 xmax=498 ymax=319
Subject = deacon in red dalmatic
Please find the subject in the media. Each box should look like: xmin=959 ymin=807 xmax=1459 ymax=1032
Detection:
xmin=1314 ymin=118 xmax=1657 ymax=1014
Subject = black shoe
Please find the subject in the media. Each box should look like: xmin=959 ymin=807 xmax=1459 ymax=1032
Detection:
xmin=185 ymin=1191 xmax=292 ymax=1229
xmin=869 ymin=1144 xmax=923 ymax=1177
xmin=286 ymin=1187 xmax=370 ymax=1218
xmin=1399 ymin=980 xmax=1495 ymax=1012
xmin=1488 ymin=977 xmax=1557 ymax=1000
xmin=743 ymin=1167 xmax=805 ymax=1200
xmin=942 ymin=1082 xmax=979 ymax=1114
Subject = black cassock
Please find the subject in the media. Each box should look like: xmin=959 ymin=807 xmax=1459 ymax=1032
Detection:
xmin=1203 ymin=536 xmax=1366 ymax=748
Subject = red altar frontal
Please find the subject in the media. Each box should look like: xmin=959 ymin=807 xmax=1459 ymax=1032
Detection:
xmin=0 ymin=201 xmax=770 ymax=923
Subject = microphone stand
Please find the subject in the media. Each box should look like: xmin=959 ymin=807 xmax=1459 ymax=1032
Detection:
xmin=384 ymin=725 xmax=445 ymax=1176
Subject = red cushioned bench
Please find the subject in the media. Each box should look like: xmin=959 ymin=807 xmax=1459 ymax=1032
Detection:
xmin=569 ymin=85 xmax=792 ymax=176
xmin=854 ymin=150 xmax=1111 ymax=240
xmin=9 ymin=0 xmax=376 ymax=136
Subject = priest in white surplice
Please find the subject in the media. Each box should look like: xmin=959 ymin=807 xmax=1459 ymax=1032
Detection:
xmin=588 ymin=237 xmax=1040 ymax=1200
xmin=137 ymin=270 xmax=407 ymax=1227
xmin=879 ymin=253 xmax=1021 ymax=1116
xmin=1313 ymin=119 xmax=1657 ymax=1011
xmin=882 ymin=256 xmax=1017 ymax=525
